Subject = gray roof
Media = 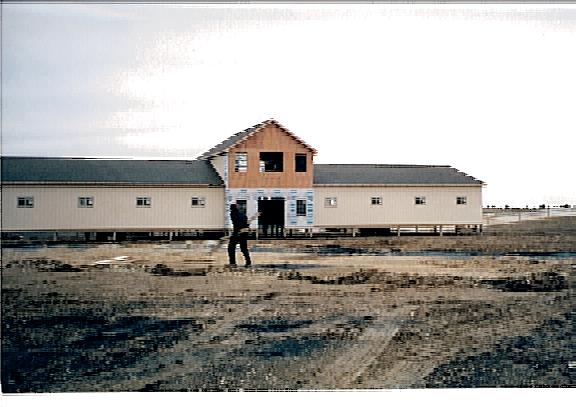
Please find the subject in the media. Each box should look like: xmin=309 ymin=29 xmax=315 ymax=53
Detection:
xmin=1 ymin=158 xmax=482 ymax=186
xmin=198 ymin=123 xmax=265 ymax=160
xmin=1 ymin=157 xmax=224 ymax=185
xmin=313 ymin=164 xmax=483 ymax=185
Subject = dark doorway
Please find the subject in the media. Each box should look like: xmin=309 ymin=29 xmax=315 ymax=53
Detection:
xmin=258 ymin=198 xmax=285 ymax=237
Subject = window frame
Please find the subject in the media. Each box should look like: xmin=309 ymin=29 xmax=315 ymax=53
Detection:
xmin=295 ymin=153 xmax=307 ymax=172
xmin=415 ymin=196 xmax=426 ymax=205
xmin=371 ymin=197 xmax=382 ymax=206
xmin=456 ymin=196 xmax=468 ymax=205
xmin=78 ymin=196 xmax=94 ymax=208
xmin=136 ymin=196 xmax=151 ymax=208
xmin=17 ymin=196 xmax=34 ymax=208
xmin=296 ymin=199 xmax=307 ymax=216
xmin=234 ymin=152 xmax=248 ymax=173
xmin=259 ymin=152 xmax=284 ymax=173
xmin=191 ymin=197 xmax=206 ymax=208
xmin=324 ymin=197 xmax=337 ymax=208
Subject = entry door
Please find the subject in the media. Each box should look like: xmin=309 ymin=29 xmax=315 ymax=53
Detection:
xmin=258 ymin=198 xmax=285 ymax=230
xmin=269 ymin=198 xmax=285 ymax=227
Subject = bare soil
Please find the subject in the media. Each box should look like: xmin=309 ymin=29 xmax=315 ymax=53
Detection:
xmin=2 ymin=217 xmax=575 ymax=392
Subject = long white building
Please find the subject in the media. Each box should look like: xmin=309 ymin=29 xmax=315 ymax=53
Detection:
xmin=1 ymin=119 xmax=484 ymax=239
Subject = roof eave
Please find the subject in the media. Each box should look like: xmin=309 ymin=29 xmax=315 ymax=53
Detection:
xmin=2 ymin=181 xmax=224 ymax=187
xmin=313 ymin=183 xmax=484 ymax=187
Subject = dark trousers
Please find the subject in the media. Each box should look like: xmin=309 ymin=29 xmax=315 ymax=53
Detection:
xmin=228 ymin=234 xmax=251 ymax=265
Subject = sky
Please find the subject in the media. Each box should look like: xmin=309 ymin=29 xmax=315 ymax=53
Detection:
xmin=2 ymin=3 xmax=575 ymax=207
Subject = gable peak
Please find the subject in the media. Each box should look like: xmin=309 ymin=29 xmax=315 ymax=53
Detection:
xmin=198 ymin=118 xmax=317 ymax=159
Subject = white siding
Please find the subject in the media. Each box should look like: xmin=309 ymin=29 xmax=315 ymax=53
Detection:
xmin=209 ymin=155 xmax=227 ymax=183
xmin=314 ymin=185 xmax=482 ymax=227
xmin=3 ymin=184 xmax=483 ymax=231
xmin=2 ymin=186 xmax=225 ymax=231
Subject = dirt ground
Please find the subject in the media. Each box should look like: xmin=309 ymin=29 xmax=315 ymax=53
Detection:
xmin=2 ymin=217 xmax=575 ymax=392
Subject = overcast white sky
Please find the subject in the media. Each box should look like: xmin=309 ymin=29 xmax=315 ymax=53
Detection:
xmin=2 ymin=3 xmax=575 ymax=207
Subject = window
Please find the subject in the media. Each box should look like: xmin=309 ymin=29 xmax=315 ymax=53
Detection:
xmin=234 ymin=152 xmax=247 ymax=172
xmin=325 ymin=197 xmax=337 ymax=208
xmin=17 ymin=197 xmax=34 ymax=208
xmin=415 ymin=196 xmax=426 ymax=205
xmin=259 ymin=152 xmax=283 ymax=172
xmin=136 ymin=197 xmax=151 ymax=208
xmin=295 ymin=154 xmax=307 ymax=172
xmin=78 ymin=197 xmax=94 ymax=208
xmin=296 ymin=199 xmax=307 ymax=216
xmin=191 ymin=197 xmax=206 ymax=207
xmin=456 ymin=196 xmax=467 ymax=205
xmin=371 ymin=197 xmax=382 ymax=205
xmin=236 ymin=199 xmax=247 ymax=216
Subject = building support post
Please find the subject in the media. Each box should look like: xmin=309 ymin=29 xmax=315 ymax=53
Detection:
xmin=439 ymin=225 xmax=444 ymax=236
xmin=113 ymin=232 xmax=117 ymax=241
xmin=415 ymin=225 xmax=419 ymax=234
xmin=397 ymin=227 xmax=401 ymax=237
xmin=352 ymin=228 xmax=357 ymax=237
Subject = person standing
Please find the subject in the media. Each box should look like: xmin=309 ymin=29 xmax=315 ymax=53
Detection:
xmin=228 ymin=203 xmax=252 ymax=267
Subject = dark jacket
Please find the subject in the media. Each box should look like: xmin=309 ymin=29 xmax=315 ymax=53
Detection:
xmin=230 ymin=209 xmax=248 ymax=235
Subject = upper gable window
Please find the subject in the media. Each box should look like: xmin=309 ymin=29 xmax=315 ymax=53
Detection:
xmin=259 ymin=152 xmax=283 ymax=172
xmin=415 ymin=196 xmax=426 ymax=205
xmin=456 ymin=196 xmax=467 ymax=205
xmin=295 ymin=154 xmax=307 ymax=172
xmin=234 ymin=152 xmax=247 ymax=172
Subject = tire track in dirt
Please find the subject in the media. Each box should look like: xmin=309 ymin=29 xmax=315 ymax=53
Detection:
xmin=306 ymin=305 xmax=419 ymax=389
xmin=356 ymin=291 xmax=574 ymax=389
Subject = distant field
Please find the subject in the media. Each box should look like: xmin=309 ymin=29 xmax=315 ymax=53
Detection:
xmin=483 ymin=208 xmax=576 ymax=226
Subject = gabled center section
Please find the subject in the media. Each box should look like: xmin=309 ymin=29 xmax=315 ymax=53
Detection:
xmin=226 ymin=121 xmax=315 ymax=189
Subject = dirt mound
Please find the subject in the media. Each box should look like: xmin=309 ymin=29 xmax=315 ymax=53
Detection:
xmin=149 ymin=263 xmax=207 ymax=277
xmin=481 ymin=271 xmax=568 ymax=292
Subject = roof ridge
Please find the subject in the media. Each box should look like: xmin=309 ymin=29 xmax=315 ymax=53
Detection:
xmin=197 ymin=118 xmax=316 ymax=159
